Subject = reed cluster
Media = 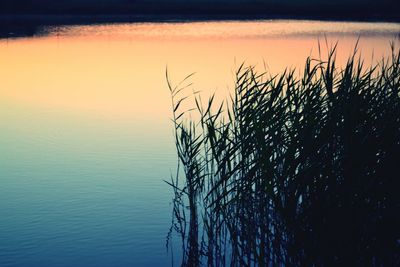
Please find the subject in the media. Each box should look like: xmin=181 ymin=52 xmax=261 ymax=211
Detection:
xmin=167 ymin=45 xmax=400 ymax=266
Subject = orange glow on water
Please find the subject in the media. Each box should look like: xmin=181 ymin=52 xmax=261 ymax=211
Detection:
xmin=0 ymin=20 xmax=398 ymax=119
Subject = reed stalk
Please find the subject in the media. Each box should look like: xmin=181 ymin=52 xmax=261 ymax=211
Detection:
xmin=167 ymin=44 xmax=400 ymax=266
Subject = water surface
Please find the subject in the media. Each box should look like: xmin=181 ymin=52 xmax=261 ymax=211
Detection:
xmin=0 ymin=20 xmax=399 ymax=267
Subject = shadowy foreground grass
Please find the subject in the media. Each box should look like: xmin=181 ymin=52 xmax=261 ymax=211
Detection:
xmin=167 ymin=44 xmax=400 ymax=266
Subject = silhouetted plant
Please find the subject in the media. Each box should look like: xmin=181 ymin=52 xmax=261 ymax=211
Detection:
xmin=167 ymin=44 xmax=400 ymax=266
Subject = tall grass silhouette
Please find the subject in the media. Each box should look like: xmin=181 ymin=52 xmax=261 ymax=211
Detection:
xmin=167 ymin=44 xmax=400 ymax=266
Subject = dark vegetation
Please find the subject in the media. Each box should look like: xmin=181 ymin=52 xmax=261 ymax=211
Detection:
xmin=167 ymin=44 xmax=400 ymax=266
xmin=0 ymin=0 xmax=399 ymax=18
xmin=0 ymin=0 xmax=398 ymax=38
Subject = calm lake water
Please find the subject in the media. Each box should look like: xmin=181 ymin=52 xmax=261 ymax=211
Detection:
xmin=0 ymin=20 xmax=399 ymax=267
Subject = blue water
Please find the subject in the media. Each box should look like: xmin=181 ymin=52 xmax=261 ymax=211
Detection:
xmin=0 ymin=104 xmax=178 ymax=266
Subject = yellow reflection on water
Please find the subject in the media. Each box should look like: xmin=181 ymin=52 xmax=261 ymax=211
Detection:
xmin=0 ymin=20 xmax=398 ymax=119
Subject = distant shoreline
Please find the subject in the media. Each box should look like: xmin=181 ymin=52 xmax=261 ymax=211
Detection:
xmin=2 ymin=12 xmax=400 ymax=23
xmin=1 ymin=13 xmax=399 ymax=39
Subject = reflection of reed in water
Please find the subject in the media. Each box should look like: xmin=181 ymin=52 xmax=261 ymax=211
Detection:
xmin=167 ymin=44 xmax=400 ymax=266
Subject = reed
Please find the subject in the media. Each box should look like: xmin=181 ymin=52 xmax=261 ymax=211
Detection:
xmin=167 ymin=44 xmax=400 ymax=266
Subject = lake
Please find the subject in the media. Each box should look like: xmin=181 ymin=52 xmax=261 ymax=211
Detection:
xmin=0 ymin=20 xmax=399 ymax=267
